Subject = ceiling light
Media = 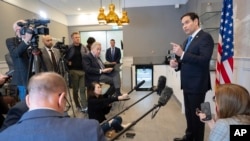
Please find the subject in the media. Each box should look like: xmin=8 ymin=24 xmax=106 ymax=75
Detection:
xmin=106 ymin=3 xmax=119 ymax=25
xmin=97 ymin=7 xmax=106 ymax=24
xmin=120 ymin=0 xmax=129 ymax=25
xmin=120 ymin=10 xmax=129 ymax=25
xmin=97 ymin=0 xmax=106 ymax=24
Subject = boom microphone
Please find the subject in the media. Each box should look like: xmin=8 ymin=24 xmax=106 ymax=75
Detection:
xmin=134 ymin=80 xmax=145 ymax=90
xmin=127 ymin=80 xmax=145 ymax=94
xmin=158 ymin=86 xmax=173 ymax=106
xmin=151 ymin=76 xmax=166 ymax=94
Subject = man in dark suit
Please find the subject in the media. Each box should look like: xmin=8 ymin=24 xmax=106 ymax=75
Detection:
xmin=40 ymin=35 xmax=61 ymax=72
xmin=6 ymin=20 xmax=33 ymax=101
xmin=0 ymin=72 xmax=106 ymax=141
xmin=105 ymin=39 xmax=121 ymax=64
xmin=83 ymin=42 xmax=123 ymax=96
xmin=170 ymin=12 xmax=214 ymax=141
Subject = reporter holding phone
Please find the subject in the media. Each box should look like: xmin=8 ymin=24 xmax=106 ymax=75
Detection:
xmin=197 ymin=84 xmax=250 ymax=141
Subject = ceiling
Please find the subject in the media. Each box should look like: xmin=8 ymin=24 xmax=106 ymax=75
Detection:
xmin=39 ymin=0 xmax=188 ymax=16
xmin=3 ymin=0 xmax=188 ymax=25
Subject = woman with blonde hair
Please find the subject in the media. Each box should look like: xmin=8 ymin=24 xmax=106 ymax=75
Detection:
xmin=197 ymin=83 xmax=250 ymax=141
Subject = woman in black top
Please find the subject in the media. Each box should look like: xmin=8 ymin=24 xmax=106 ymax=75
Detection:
xmin=87 ymin=82 xmax=129 ymax=133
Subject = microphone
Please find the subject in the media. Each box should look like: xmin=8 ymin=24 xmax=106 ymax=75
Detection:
xmin=134 ymin=80 xmax=145 ymax=90
xmin=151 ymin=76 xmax=166 ymax=94
xmin=158 ymin=86 xmax=173 ymax=106
xmin=127 ymin=80 xmax=145 ymax=95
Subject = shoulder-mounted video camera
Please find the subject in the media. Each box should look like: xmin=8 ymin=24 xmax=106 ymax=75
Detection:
xmin=18 ymin=19 xmax=50 ymax=36
xmin=18 ymin=19 xmax=50 ymax=48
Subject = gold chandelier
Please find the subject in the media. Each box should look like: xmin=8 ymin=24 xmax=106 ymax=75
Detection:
xmin=97 ymin=0 xmax=130 ymax=26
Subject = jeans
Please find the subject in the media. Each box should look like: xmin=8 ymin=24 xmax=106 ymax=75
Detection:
xmin=101 ymin=116 xmax=123 ymax=133
xmin=17 ymin=86 xmax=26 ymax=101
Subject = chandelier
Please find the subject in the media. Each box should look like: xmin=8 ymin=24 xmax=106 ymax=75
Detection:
xmin=97 ymin=0 xmax=130 ymax=26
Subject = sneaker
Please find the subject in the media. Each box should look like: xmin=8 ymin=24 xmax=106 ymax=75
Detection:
xmin=122 ymin=123 xmax=132 ymax=129
xmin=81 ymin=107 xmax=88 ymax=113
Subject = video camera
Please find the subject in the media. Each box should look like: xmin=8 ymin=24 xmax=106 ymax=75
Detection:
xmin=18 ymin=19 xmax=50 ymax=48
xmin=54 ymin=37 xmax=69 ymax=54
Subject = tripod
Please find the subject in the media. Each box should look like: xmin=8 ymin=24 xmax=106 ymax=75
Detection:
xmin=57 ymin=53 xmax=76 ymax=117
xmin=27 ymin=43 xmax=48 ymax=81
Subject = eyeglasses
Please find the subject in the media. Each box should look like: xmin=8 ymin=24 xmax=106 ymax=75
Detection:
xmin=59 ymin=93 xmax=71 ymax=112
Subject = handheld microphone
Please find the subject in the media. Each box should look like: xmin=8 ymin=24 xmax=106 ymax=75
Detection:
xmin=134 ymin=80 xmax=145 ymax=90
xmin=158 ymin=86 xmax=173 ymax=106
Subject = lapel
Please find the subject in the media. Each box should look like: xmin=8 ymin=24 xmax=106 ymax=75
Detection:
xmin=90 ymin=53 xmax=100 ymax=68
xmin=184 ymin=30 xmax=203 ymax=51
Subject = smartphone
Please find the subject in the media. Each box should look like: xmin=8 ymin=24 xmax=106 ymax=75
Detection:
xmin=5 ymin=70 xmax=14 ymax=77
xmin=200 ymin=102 xmax=212 ymax=121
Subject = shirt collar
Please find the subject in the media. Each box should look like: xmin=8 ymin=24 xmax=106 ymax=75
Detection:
xmin=190 ymin=28 xmax=201 ymax=38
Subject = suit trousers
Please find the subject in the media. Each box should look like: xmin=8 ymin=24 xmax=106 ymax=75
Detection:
xmin=183 ymin=92 xmax=206 ymax=141
xmin=99 ymin=70 xmax=121 ymax=89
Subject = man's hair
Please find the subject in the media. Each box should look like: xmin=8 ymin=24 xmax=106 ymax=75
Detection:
xmin=70 ymin=32 xmax=79 ymax=38
xmin=216 ymin=83 xmax=250 ymax=120
xmin=91 ymin=42 xmax=101 ymax=50
xmin=28 ymin=72 xmax=67 ymax=95
xmin=110 ymin=39 xmax=115 ymax=42
xmin=181 ymin=12 xmax=200 ymax=25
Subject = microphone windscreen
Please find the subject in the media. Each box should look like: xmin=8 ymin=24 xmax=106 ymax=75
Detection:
xmin=156 ymin=76 xmax=166 ymax=95
xmin=158 ymin=86 xmax=173 ymax=106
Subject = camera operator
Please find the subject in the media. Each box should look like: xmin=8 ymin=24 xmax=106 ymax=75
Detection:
xmin=6 ymin=19 xmax=33 ymax=101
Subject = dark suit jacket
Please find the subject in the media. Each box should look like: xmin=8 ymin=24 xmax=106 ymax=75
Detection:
xmin=82 ymin=53 xmax=102 ymax=86
xmin=0 ymin=109 xmax=106 ymax=141
xmin=0 ymin=101 xmax=28 ymax=132
xmin=105 ymin=47 xmax=121 ymax=63
xmin=4 ymin=53 xmax=14 ymax=71
xmin=40 ymin=47 xmax=61 ymax=72
xmin=6 ymin=37 xmax=30 ymax=86
xmin=177 ymin=30 xmax=214 ymax=93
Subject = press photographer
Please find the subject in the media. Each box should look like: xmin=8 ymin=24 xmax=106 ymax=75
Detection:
xmin=5 ymin=19 xmax=50 ymax=101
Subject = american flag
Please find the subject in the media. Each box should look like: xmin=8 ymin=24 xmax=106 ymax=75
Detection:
xmin=215 ymin=0 xmax=234 ymax=86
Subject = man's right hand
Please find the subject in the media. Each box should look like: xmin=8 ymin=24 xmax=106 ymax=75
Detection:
xmin=0 ymin=74 xmax=8 ymax=85
xmin=102 ymin=68 xmax=113 ymax=73
xmin=169 ymin=59 xmax=178 ymax=69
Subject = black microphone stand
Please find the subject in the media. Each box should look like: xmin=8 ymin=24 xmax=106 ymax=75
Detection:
xmin=101 ymin=90 xmax=155 ymax=126
xmin=109 ymin=103 xmax=161 ymax=141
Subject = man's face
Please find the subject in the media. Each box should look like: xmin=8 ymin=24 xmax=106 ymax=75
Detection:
xmin=92 ymin=44 xmax=102 ymax=57
xmin=72 ymin=34 xmax=81 ymax=45
xmin=110 ymin=40 xmax=115 ymax=47
xmin=181 ymin=16 xmax=199 ymax=35
xmin=43 ymin=35 xmax=53 ymax=48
